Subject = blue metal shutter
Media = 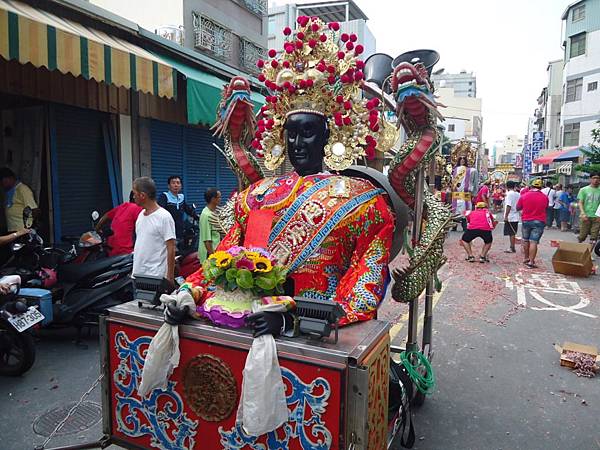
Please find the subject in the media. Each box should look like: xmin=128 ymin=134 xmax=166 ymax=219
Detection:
xmin=150 ymin=120 xmax=184 ymax=195
xmin=51 ymin=105 xmax=113 ymax=241
xmin=184 ymin=127 xmax=217 ymax=211
xmin=183 ymin=128 xmax=238 ymax=210
xmin=215 ymin=136 xmax=239 ymax=204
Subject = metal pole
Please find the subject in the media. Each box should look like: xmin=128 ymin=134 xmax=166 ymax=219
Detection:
xmin=421 ymin=142 xmax=438 ymax=357
xmin=407 ymin=167 xmax=425 ymax=352
xmin=422 ymin=279 xmax=434 ymax=357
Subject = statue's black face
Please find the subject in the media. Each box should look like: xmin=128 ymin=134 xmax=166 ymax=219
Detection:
xmin=284 ymin=113 xmax=329 ymax=176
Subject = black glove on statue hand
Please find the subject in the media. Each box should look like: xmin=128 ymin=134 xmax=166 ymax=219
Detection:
xmin=164 ymin=302 xmax=190 ymax=325
xmin=246 ymin=312 xmax=293 ymax=338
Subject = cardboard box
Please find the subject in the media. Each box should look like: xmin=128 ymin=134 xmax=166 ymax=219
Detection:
xmin=551 ymin=241 xmax=593 ymax=277
xmin=555 ymin=342 xmax=599 ymax=369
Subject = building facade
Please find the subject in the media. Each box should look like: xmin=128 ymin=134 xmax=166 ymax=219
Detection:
xmin=493 ymin=135 xmax=524 ymax=167
xmin=268 ymin=1 xmax=376 ymax=57
xmin=89 ymin=0 xmax=268 ymax=76
xmin=0 ymin=0 xmax=265 ymax=243
xmin=560 ymin=0 xmax=600 ymax=147
xmin=545 ymin=59 xmax=565 ymax=150
xmin=431 ymin=70 xmax=477 ymax=98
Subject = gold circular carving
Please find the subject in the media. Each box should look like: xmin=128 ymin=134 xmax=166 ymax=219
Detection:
xmin=183 ymin=354 xmax=238 ymax=422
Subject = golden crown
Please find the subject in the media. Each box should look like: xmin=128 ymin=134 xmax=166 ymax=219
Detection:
xmin=252 ymin=17 xmax=383 ymax=171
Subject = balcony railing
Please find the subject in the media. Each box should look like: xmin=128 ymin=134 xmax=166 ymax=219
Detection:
xmin=192 ymin=12 xmax=232 ymax=60
xmin=240 ymin=0 xmax=267 ymax=16
xmin=240 ymin=38 xmax=266 ymax=72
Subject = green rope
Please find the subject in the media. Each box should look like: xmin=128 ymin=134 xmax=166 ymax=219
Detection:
xmin=399 ymin=351 xmax=436 ymax=395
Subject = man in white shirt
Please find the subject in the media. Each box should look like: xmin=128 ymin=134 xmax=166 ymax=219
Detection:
xmin=131 ymin=177 xmax=176 ymax=283
xmin=541 ymin=181 xmax=556 ymax=228
xmin=503 ymin=180 xmax=521 ymax=253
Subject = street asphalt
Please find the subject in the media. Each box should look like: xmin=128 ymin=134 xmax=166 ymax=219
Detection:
xmin=1 ymin=223 xmax=598 ymax=450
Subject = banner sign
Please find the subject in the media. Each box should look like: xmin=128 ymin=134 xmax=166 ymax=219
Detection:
xmin=531 ymin=131 xmax=544 ymax=161
xmin=514 ymin=153 xmax=523 ymax=169
xmin=523 ymin=143 xmax=532 ymax=180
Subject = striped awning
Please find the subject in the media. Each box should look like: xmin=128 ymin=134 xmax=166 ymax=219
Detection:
xmin=0 ymin=0 xmax=175 ymax=98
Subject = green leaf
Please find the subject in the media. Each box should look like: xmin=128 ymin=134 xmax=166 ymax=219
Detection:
xmin=226 ymin=268 xmax=238 ymax=282
xmin=226 ymin=279 xmax=238 ymax=291
xmin=236 ymin=269 xmax=254 ymax=290
xmin=255 ymin=275 xmax=277 ymax=291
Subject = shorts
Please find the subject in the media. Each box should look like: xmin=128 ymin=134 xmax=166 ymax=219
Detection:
xmin=522 ymin=220 xmax=545 ymax=243
xmin=461 ymin=229 xmax=493 ymax=244
xmin=503 ymin=221 xmax=519 ymax=236
xmin=558 ymin=209 xmax=570 ymax=223
xmin=493 ymin=199 xmax=502 ymax=206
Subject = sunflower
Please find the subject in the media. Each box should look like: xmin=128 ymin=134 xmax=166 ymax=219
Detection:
xmin=209 ymin=251 xmax=233 ymax=268
xmin=253 ymin=256 xmax=273 ymax=273
xmin=244 ymin=251 xmax=261 ymax=260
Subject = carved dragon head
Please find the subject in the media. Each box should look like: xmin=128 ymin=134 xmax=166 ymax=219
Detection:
xmin=390 ymin=61 xmax=442 ymax=131
xmin=211 ymin=76 xmax=256 ymax=140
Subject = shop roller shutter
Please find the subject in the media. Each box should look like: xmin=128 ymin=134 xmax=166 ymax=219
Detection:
xmin=51 ymin=105 xmax=113 ymax=241
xmin=215 ymin=136 xmax=239 ymax=203
xmin=150 ymin=120 xmax=184 ymax=196
xmin=184 ymin=127 xmax=217 ymax=211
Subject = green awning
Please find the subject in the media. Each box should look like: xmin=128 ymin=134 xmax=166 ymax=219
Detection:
xmin=157 ymin=54 xmax=265 ymax=126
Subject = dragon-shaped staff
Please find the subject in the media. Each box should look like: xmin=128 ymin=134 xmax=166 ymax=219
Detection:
xmin=385 ymin=55 xmax=453 ymax=302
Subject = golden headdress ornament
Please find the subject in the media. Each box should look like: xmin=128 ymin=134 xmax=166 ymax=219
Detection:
xmin=450 ymin=139 xmax=476 ymax=167
xmin=251 ymin=16 xmax=382 ymax=171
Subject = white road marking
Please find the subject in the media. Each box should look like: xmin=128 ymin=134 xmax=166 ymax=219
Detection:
xmin=505 ymin=271 xmax=596 ymax=319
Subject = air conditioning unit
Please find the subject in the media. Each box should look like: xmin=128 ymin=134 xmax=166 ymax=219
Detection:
xmin=155 ymin=25 xmax=184 ymax=46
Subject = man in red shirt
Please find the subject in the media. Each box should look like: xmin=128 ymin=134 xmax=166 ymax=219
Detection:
xmin=474 ymin=179 xmax=491 ymax=207
xmin=516 ymin=179 xmax=547 ymax=268
xmin=95 ymin=192 xmax=143 ymax=256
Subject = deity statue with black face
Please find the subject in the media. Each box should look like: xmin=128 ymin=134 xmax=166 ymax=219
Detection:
xmin=182 ymin=17 xmax=396 ymax=336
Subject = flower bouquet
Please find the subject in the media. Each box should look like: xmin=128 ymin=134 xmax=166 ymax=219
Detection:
xmin=200 ymin=246 xmax=288 ymax=328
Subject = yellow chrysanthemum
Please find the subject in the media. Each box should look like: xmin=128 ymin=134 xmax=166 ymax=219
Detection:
xmin=253 ymin=256 xmax=273 ymax=273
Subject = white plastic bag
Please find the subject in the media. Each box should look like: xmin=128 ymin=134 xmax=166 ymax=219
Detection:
xmin=138 ymin=289 xmax=195 ymax=397
xmin=236 ymin=333 xmax=289 ymax=436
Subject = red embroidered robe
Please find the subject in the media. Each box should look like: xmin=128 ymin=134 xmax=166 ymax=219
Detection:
xmin=185 ymin=172 xmax=395 ymax=325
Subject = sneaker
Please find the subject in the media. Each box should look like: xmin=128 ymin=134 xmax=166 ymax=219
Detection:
xmin=504 ymin=248 xmax=516 ymax=253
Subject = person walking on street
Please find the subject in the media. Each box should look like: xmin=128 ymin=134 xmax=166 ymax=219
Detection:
xmin=474 ymin=179 xmax=491 ymax=208
xmin=157 ymin=176 xmax=198 ymax=243
xmin=557 ymin=185 xmax=574 ymax=232
xmin=577 ymin=172 xmax=600 ymax=245
xmin=460 ymin=201 xmax=497 ymax=263
xmin=0 ymin=167 xmax=39 ymax=232
xmin=541 ymin=181 xmax=557 ymax=228
xmin=132 ymin=177 xmax=176 ymax=283
xmin=517 ymin=179 xmax=547 ymax=269
xmin=198 ymin=188 xmax=222 ymax=264
xmin=552 ymin=184 xmax=564 ymax=228
xmin=95 ymin=192 xmax=143 ymax=256
xmin=503 ymin=181 xmax=520 ymax=253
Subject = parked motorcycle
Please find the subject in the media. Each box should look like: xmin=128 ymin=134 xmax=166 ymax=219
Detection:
xmin=59 ymin=210 xmax=111 ymax=264
xmin=3 ymin=208 xmax=134 ymax=331
xmin=0 ymin=276 xmax=41 ymax=376
xmin=176 ymin=208 xmax=200 ymax=280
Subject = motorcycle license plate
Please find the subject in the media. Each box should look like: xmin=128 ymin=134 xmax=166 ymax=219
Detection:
xmin=7 ymin=307 xmax=44 ymax=332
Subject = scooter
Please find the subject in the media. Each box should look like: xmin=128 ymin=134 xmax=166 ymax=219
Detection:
xmin=0 ymin=275 xmax=41 ymax=376
xmin=4 ymin=208 xmax=134 ymax=331
xmin=176 ymin=209 xmax=200 ymax=279
xmin=59 ymin=211 xmax=110 ymax=264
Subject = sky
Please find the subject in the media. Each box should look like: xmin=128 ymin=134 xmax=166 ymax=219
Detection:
xmin=274 ymin=0 xmax=571 ymax=146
